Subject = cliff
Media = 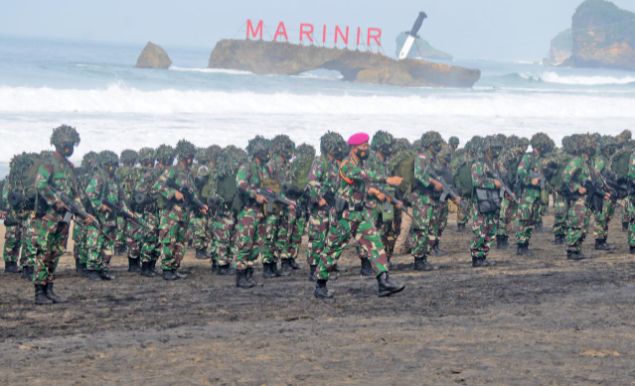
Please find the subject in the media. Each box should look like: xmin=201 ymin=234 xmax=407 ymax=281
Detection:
xmin=135 ymin=41 xmax=172 ymax=69
xmin=569 ymin=0 xmax=635 ymax=71
xmin=544 ymin=29 xmax=572 ymax=66
xmin=208 ymin=39 xmax=480 ymax=88
xmin=395 ymin=32 xmax=453 ymax=61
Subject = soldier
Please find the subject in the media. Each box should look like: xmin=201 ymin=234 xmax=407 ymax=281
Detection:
xmin=190 ymin=147 xmax=215 ymax=259
xmin=135 ymin=147 xmax=162 ymax=277
xmin=72 ymin=151 xmax=98 ymax=273
xmin=29 ymin=125 xmax=96 ymax=304
xmin=495 ymin=136 xmax=527 ymax=249
xmin=153 ymin=140 xmax=208 ymax=280
xmin=627 ymin=148 xmax=635 ymax=253
xmin=562 ymin=134 xmax=595 ymax=260
xmin=84 ymin=151 xmax=127 ymax=280
xmin=409 ymin=131 xmax=446 ymax=271
xmin=590 ymin=136 xmax=619 ymax=251
xmin=117 ymin=149 xmax=141 ymax=270
xmin=514 ymin=133 xmax=554 ymax=255
xmin=317 ymin=132 xmax=405 ymax=298
xmin=306 ymin=131 xmax=347 ymax=281
xmin=448 ymin=136 xmax=459 ymax=153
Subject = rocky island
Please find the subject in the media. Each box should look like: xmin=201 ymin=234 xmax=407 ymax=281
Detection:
xmin=208 ymin=39 xmax=480 ymax=88
xmin=135 ymin=41 xmax=172 ymax=69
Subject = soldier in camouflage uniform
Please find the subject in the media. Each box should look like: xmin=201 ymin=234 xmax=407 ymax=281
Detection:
xmin=153 ymin=140 xmax=208 ymax=280
xmin=306 ymin=131 xmax=347 ymax=281
xmin=72 ymin=151 xmax=98 ymax=273
xmin=190 ymin=147 xmax=216 ymax=259
xmin=409 ymin=131 xmax=446 ymax=271
xmin=117 ymin=149 xmax=142 ymax=270
xmin=494 ymin=136 xmax=527 ymax=248
xmin=551 ymin=139 xmax=573 ymax=245
xmin=317 ymin=132 xmax=405 ymax=298
xmin=513 ymin=133 xmax=554 ymax=255
xmin=135 ymin=147 xmax=162 ymax=277
xmin=30 ymin=125 xmax=96 ymax=304
xmin=590 ymin=136 xmax=619 ymax=251
xmin=84 ymin=151 xmax=127 ymax=280
xmin=562 ymin=134 xmax=595 ymax=260
xmin=626 ymin=149 xmax=635 ymax=253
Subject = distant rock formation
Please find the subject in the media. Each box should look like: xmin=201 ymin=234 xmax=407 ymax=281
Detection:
xmin=544 ymin=29 xmax=572 ymax=66
xmin=568 ymin=0 xmax=635 ymax=71
xmin=208 ymin=39 xmax=480 ymax=88
xmin=135 ymin=42 xmax=172 ymax=69
xmin=395 ymin=32 xmax=453 ymax=61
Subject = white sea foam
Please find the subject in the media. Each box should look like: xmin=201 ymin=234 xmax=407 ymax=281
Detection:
xmin=170 ymin=66 xmax=253 ymax=75
xmin=521 ymin=71 xmax=635 ymax=86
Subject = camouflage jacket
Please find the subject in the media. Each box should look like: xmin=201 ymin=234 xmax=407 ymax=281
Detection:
xmin=132 ymin=165 xmax=161 ymax=212
xmin=337 ymin=155 xmax=384 ymax=209
xmin=307 ymin=155 xmax=340 ymax=205
xmin=562 ymin=156 xmax=591 ymax=196
xmin=471 ymin=158 xmax=499 ymax=190
xmin=413 ymin=149 xmax=435 ymax=193
xmin=516 ymin=151 xmax=543 ymax=190
xmin=34 ymin=151 xmax=87 ymax=219
xmin=115 ymin=165 xmax=140 ymax=205
xmin=85 ymin=169 xmax=121 ymax=224
xmin=153 ymin=163 xmax=202 ymax=210
xmin=235 ymin=159 xmax=272 ymax=206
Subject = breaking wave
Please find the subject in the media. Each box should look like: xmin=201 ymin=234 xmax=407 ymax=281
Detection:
xmin=518 ymin=71 xmax=635 ymax=86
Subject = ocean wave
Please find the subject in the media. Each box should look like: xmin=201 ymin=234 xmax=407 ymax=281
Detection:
xmin=170 ymin=66 xmax=253 ymax=75
xmin=518 ymin=71 xmax=635 ymax=86
xmin=0 ymin=84 xmax=634 ymax=118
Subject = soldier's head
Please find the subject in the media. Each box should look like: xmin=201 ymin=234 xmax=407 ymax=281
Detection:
xmin=120 ymin=149 xmax=138 ymax=167
xmin=601 ymin=135 xmax=618 ymax=158
xmin=295 ymin=143 xmax=316 ymax=162
xmin=155 ymin=144 xmax=175 ymax=167
xmin=484 ymin=136 xmax=503 ymax=159
xmin=246 ymin=135 xmax=271 ymax=163
xmin=175 ymin=139 xmax=196 ymax=166
xmin=195 ymin=147 xmax=209 ymax=166
xmin=206 ymin=145 xmax=222 ymax=167
xmin=320 ymin=131 xmax=347 ymax=161
xmin=370 ymin=130 xmax=395 ymax=158
xmin=98 ymin=150 xmax=119 ymax=175
xmin=530 ymin=133 xmax=555 ymax=156
xmin=392 ymin=138 xmax=412 ymax=154
xmin=616 ymin=129 xmax=632 ymax=145
xmin=81 ymin=151 xmax=99 ymax=170
xmin=420 ymin=131 xmax=445 ymax=155
xmin=271 ymin=134 xmax=295 ymax=161
xmin=448 ymin=136 xmax=460 ymax=151
xmin=50 ymin=125 xmax=80 ymax=158
xmin=347 ymin=132 xmax=370 ymax=160
xmin=138 ymin=147 xmax=155 ymax=167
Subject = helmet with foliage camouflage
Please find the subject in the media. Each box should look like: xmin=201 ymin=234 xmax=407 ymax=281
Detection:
xmin=392 ymin=138 xmax=411 ymax=154
xmin=448 ymin=136 xmax=459 ymax=149
xmin=420 ymin=131 xmax=444 ymax=152
xmin=195 ymin=147 xmax=209 ymax=164
xmin=271 ymin=134 xmax=295 ymax=159
xmin=156 ymin=144 xmax=175 ymax=166
xmin=466 ymin=135 xmax=484 ymax=157
xmin=8 ymin=152 xmax=38 ymax=184
xmin=320 ymin=131 xmax=347 ymax=159
xmin=206 ymin=145 xmax=222 ymax=164
xmin=50 ymin=124 xmax=80 ymax=147
xmin=120 ymin=149 xmax=138 ymax=166
xmin=530 ymin=132 xmax=555 ymax=155
xmin=371 ymin=130 xmax=395 ymax=155
xmin=175 ymin=139 xmax=196 ymax=160
xmin=616 ymin=129 xmax=632 ymax=144
xmin=217 ymin=145 xmax=248 ymax=177
xmin=246 ymin=135 xmax=271 ymax=160
xmin=98 ymin=150 xmax=119 ymax=168
xmin=287 ymin=143 xmax=316 ymax=193
xmin=484 ymin=135 xmax=503 ymax=157
xmin=601 ymin=135 xmax=619 ymax=158
xmin=81 ymin=151 xmax=99 ymax=169
xmin=138 ymin=147 xmax=155 ymax=164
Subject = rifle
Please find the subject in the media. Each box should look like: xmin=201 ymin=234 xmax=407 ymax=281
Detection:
xmin=528 ymin=170 xmax=546 ymax=190
xmin=255 ymin=187 xmax=297 ymax=213
xmin=430 ymin=174 xmax=470 ymax=212
xmin=103 ymin=196 xmax=151 ymax=231
xmin=492 ymin=171 xmax=519 ymax=204
xmin=167 ymin=178 xmax=207 ymax=211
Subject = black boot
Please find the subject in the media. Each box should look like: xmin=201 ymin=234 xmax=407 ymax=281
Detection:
xmin=236 ymin=269 xmax=254 ymax=288
xmin=496 ymin=235 xmax=509 ymax=249
xmin=413 ymin=256 xmax=434 ymax=271
xmin=217 ymin=264 xmax=232 ymax=276
xmin=128 ymin=257 xmax=141 ymax=273
xmin=34 ymin=284 xmax=53 ymax=305
xmin=45 ymin=282 xmax=65 ymax=303
xmin=245 ymin=266 xmax=256 ymax=286
xmin=4 ymin=261 xmax=19 ymax=273
xmin=75 ymin=258 xmax=83 ymax=273
xmin=211 ymin=260 xmax=219 ymax=273
xmin=263 ymin=262 xmax=280 ymax=278
xmin=162 ymin=269 xmax=180 ymax=281
xmin=516 ymin=242 xmax=531 ymax=256
xmin=554 ymin=235 xmax=565 ymax=245
xmin=457 ymin=223 xmax=466 ymax=231
xmin=432 ymin=240 xmax=442 ymax=256
xmin=140 ymin=261 xmax=155 ymax=277
xmin=288 ymin=258 xmax=300 ymax=270
xmin=630 ymin=246 xmax=635 ymax=255
xmin=21 ymin=265 xmax=33 ymax=280
xmin=87 ymin=269 xmax=115 ymax=280
xmin=279 ymin=259 xmax=292 ymax=276
xmin=377 ymin=272 xmax=405 ymax=297
xmin=594 ymin=239 xmax=615 ymax=251
xmin=314 ymin=279 xmax=334 ymax=299
xmin=622 ymin=222 xmax=628 ymax=232
xmin=567 ymin=250 xmax=586 ymax=260
xmin=195 ymin=248 xmax=209 ymax=260
xmin=115 ymin=244 xmax=126 ymax=256
xmin=472 ymin=256 xmax=496 ymax=267
xmin=359 ymin=258 xmax=373 ymax=277
xmin=85 ymin=270 xmax=102 ymax=281
xmin=308 ymin=265 xmax=317 ymax=282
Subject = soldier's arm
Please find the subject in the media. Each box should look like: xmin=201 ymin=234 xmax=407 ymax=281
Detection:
xmin=414 ymin=155 xmax=432 ymax=188
xmin=306 ymin=158 xmax=323 ymax=202
xmin=562 ymin=159 xmax=581 ymax=193
xmin=236 ymin=164 xmax=258 ymax=199
xmin=153 ymin=168 xmax=178 ymax=200
xmin=85 ymin=175 xmax=104 ymax=210
xmin=515 ymin=154 xmax=531 ymax=186
xmin=471 ymin=163 xmax=497 ymax=189
xmin=35 ymin=162 xmax=58 ymax=206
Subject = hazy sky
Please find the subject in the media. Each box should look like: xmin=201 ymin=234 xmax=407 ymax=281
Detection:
xmin=2 ymin=0 xmax=634 ymax=61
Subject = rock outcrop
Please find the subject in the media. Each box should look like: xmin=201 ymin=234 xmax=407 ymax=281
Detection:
xmin=135 ymin=41 xmax=172 ymax=69
xmin=208 ymin=39 xmax=480 ymax=88
xmin=568 ymin=0 xmax=635 ymax=71
xmin=544 ymin=29 xmax=572 ymax=66
xmin=395 ymin=32 xmax=453 ymax=61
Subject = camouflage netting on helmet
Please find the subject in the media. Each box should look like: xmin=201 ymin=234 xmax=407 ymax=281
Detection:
xmin=271 ymin=134 xmax=295 ymax=159
xmin=530 ymin=132 xmax=555 ymax=154
xmin=215 ymin=145 xmax=248 ymax=205
xmin=206 ymin=145 xmax=222 ymax=164
xmin=286 ymin=143 xmax=315 ymax=194
xmin=388 ymin=148 xmax=415 ymax=195
xmin=609 ymin=148 xmax=631 ymax=180
xmin=98 ymin=150 xmax=119 ymax=167
xmin=371 ymin=130 xmax=395 ymax=155
xmin=81 ymin=151 xmax=99 ymax=169
xmin=448 ymin=136 xmax=459 ymax=149
xmin=616 ymin=129 xmax=632 ymax=144
xmin=247 ymin=136 xmax=271 ymax=159
xmin=7 ymin=152 xmax=41 ymax=209
xmin=175 ymin=139 xmax=196 ymax=160
xmin=195 ymin=147 xmax=209 ymax=164
xmin=420 ymin=131 xmax=444 ymax=150
xmin=120 ymin=149 xmax=138 ymax=165
xmin=50 ymin=124 xmax=80 ymax=147
xmin=138 ymin=147 xmax=155 ymax=163
xmin=156 ymin=144 xmax=175 ymax=165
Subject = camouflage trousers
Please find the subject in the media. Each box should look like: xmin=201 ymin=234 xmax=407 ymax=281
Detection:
xmin=72 ymin=221 xmax=87 ymax=265
xmin=497 ymin=197 xmax=517 ymax=238
xmin=306 ymin=206 xmax=335 ymax=266
xmin=29 ymin=213 xmax=70 ymax=285
xmin=115 ymin=216 xmax=126 ymax=251
xmin=85 ymin=222 xmax=116 ymax=271
xmin=3 ymin=224 xmax=22 ymax=264
xmin=190 ymin=213 xmax=210 ymax=251
xmin=158 ymin=206 xmax=189 ymax=271
xmin=470 ymin=208 xmax=498 ymax=259
xmin=125 ymin=217 xmax=143 ymax=259
xmin=626 ymin=198 xmax=635 ymax=247
xmin=565 ymin=197 xmax=590 ymax=253
xmin=233 ymin=205 xmax=267 ymax=270
xmin=620 ymin=199 xmax=629 ymax=227
xmin=408 ymin=194 xmax=436 ymax=259
xmin=140 ymin=210 xmax=160 ymax=263
xmin=275 ymin=207 xmax=306 ymax=261
xmin=592 ymin=198 xmax=615 ymax=241
xmin=209 ymin=210 xmax=235 ymax=266
xmin=553 ymin=194 xmax=568 ymax=239
xmin=514 ymin=188 xmax=541 ymax=245
xmin=457 ymin=199 xmax=470 ymax=227
xmin=359 ymin=202 xmax=399 ymax=260
xmin=433 ymin=200 xmax=448 ymax=241
xmin=319 ymin=207 xmax=389 ymax=281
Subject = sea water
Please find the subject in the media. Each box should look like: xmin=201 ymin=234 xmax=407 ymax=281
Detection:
xmin=1 ymin=35 xmax=634 ymax=176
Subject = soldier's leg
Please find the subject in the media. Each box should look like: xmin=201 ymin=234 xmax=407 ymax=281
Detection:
xmin=514 ymin=191 xmax=539 ymax=253
xmin=114 ymin=216 xmax=126 ymax=255
xmin=126 ymin=220 xmax=142 ymax=272
xmin=553 ymin=194 xmax=568 ymax=244
xmin=410 ymin=197 xmax=434 ymax=271
xmin=307 ymin=208 xmax=330 ymax=279
xmin=159 ymin=209 xmax=182 ymax=277
xmin=318 ymin=210 xmax=355 ymax=281
xmin=457 ymin=201 xmax=470 ymax=230
xmin=190 ymin=214 xmax=209 ymax=259
xmin=3 ymin=224 xmax=20 ymax=272
xmin=432 ymin=201 xmax=448 ymax=254
xmin=286 ymin=212 xmax=305 ymax=265
xmin=139 ymin=212 xmax=160 ymax=277
xmin=621 ymin=199 xmax=629 ymax=231
xmin=356 ymin=210 xmax=390 ymax=276
xmin=496 ymin=198 xmax=511 ymax=248
xmin=210 ymin=211 xmax=235 ymax=273
xmin=593 ymin=198 xmax=615 ymax=250
xmin=470 ymin=210 xmax=498 ymax=266
xmin=233 ymin=207 xmax=260 ymax=288
xmin=627 ymin=199 xmax=635 ymax=253
xmin=84 ymin=225 xmax=109 ymax=279
xmin=565 ymin=197 xmax=589 ymax=259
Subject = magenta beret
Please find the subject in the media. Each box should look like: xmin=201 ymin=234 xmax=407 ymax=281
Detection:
xmin=347 ymin=132 xmax=370 ymax=146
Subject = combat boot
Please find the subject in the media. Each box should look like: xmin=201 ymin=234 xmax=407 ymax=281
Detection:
xmin=314 ymin=279 xmax=334 ymax=299
xmin=45 ymin=283 xmax=65 ymax=303
xmin=288 ymin=258 xmax=300 ymax=270
xmin=115 ymin=244 xmax=127 ymax=256
xmin=4 ymin=261 xmax=19 ymax=273
xmin=21 ymin=265 xmax=33 ymax=280
xmin=263 ymin=262 xmax=280 ymax=278
xmin=594 ymin=239 xmax=615 ymax=251
xmin=236 ymin=269 xmax=254 ymax=288
xmin=128 ymin=257 xmax=141 ymax=273
xmin=279 ymin=259 xmax=292 ymax=276
xmin=630 ymin=246 xmax=635 ymax=255
xmin=359 ymin=258 xmax=373 ymax=277
xmin=307 ymin=265 xmax=317 ymax=282
xmin=566 ymin=250 xmax=586 ymax=260
xmin=140 ymin=261 xmax=155 ymax=277
xmin=162 ymin=269 xmax=180 ymax=281
xmin=34 ymin=284 xmax=53 ymax=305
xmin=217 ymin=264 xmax=232 ymax=276
xmin=496 ymin=235 xmax=509 ymax=249
xmin=432 ymin=240 xmax=442 ymax=256
xmin=377 ymin=272 xmax=405 ymax=297
xmin=245 ymin=266 xmax=256 ymax=286
xmin=211 ymin=260 xmax=219 ymax=273
xmin=457 ymin=223 xmax=466 ymax=231
xmin=74 ymin=258 xmax=82 ymax=273
xmin=413 ymin=256 xmax=434 ymax=271
xmin=554 ymin=235 xmax=565 ymax=245
xmin=622 ymin=222 xmax=628 ymax=232
xmin=472 ymin=256 xmax=496 ymax=267
xmin=516 ymin=242 xmax=532 ymax=256
xmin=195 ymin=248 xmax=209 ymax=260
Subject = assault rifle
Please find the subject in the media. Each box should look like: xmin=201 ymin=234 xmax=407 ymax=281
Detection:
xmin=255 ymin=188 xmax=297 ymax=213
xmin=167 ymin=178 xmax=207 ymax=211
xmin=492 ymin=171 xmax=519 ymax=204
xmin=430 ymin=174 xmax=469 ymax=212
xmin=102 ymin=196 xmax=150 ymax=231
xmin=528 ymin=170 xmax=546 ymax=190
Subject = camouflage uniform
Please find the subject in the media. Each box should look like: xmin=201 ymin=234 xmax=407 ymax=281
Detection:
xmin=590 ymin=154 xmax=616 ymax=248
xmin=627 ymin=152 xmax=635 ymax=251
xmin=190 ymin=158 xmax=212 ymax=258
xmin=562 ymin=150 xmax=592 ymax=258
xmin=116 ymin=150 xmax=142 ymax=268
xmin=513 ymin=152 xmax=544 ymax=251
xmin=409 ymin=148 xmax=438 ymax=269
